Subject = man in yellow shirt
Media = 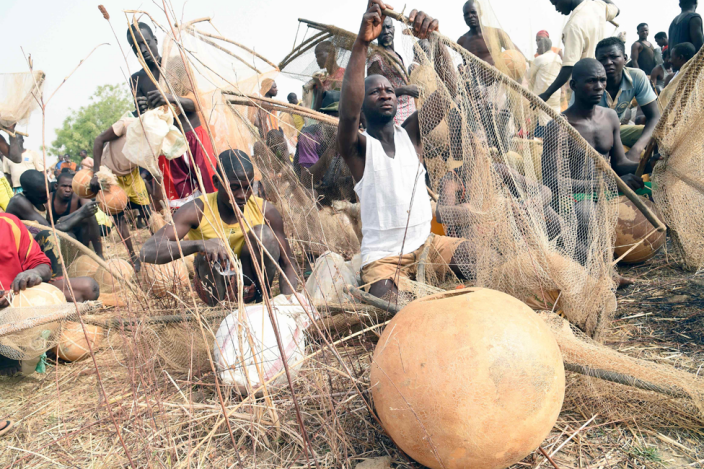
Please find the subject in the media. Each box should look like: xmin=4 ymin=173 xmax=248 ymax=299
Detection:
xmin=140 ymin=149 xmax=299 ymax=305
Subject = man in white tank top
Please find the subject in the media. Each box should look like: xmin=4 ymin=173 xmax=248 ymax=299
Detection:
xmin=338 ymin=0 xmax=475 ymax=300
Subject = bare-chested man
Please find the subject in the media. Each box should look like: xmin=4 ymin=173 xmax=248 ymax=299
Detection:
xmin=457 ymin=0 xmax=519 ymax=67
xmin=127 ymin=22 xmax=217 ymax=202
xmin=631 ymin=23 xmax=657 ymax=76
xmin=542 ymin=59 xmax=649 ymax=268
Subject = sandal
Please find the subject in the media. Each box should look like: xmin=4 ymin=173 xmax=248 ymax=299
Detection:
xmin=0 ymin=419 xmax=14 ymax=437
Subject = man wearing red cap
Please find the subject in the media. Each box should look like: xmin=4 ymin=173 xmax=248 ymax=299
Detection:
xmin=534 ymin=31 xmax=563 ymax=58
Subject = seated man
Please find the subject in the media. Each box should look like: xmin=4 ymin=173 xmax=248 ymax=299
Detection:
xmin=338 ymin=1 xmax=475 ymax=300
xmin=664 ymin=41 xmax=697 ymax=87
xmin=589 ymin=37 xmax=660 ymax=163
xmin=92 ymin=116 xmax=156 ymax=269
xmin=437 ymin=163 xmax=561 ymax=241
xmin=0 ymin=212 xmax=99 ymax=375
xmin=293 ymin=91 xmax=354 ymax=203
xmin=543 ymin=58 xmax=651 ymax=269
xmin=6 ymin=170 xmax=104 ymax=261
xmin=140 ymin=150 xmax=299 ymax=306
xmin=650 ymin=49 xmax=673 ymax=93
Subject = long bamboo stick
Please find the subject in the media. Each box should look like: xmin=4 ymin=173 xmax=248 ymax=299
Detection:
xmin=185 ymin=32 xmax=261 ymax=74
xmin=383 ymin=8 xmax=666 ymax=233
xmin=193 ymin=30 xmax=279 ymax=70
xmin=279 ymin=31 xmax=331 ymax=70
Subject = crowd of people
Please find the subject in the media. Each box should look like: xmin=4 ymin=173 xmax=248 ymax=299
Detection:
xmin=0 ymin=0 xmax=701 ymax=436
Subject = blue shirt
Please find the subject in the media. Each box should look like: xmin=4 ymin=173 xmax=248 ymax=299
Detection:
xmin=570 ymin=67 xmax=658 ymax=121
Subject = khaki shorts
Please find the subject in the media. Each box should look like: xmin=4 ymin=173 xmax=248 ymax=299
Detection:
xmin=361 ymin=234 xmax=465 ymax=288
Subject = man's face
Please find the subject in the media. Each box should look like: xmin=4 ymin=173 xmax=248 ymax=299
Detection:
xmin=572 ymin=65 xmax=607 ymax=105
xmin=550 ymin=0 xmax=574 ymax=16
xmin=218 ymin=172 xmax=253 ymax=211
xmin=378 ymin=18 xmax=395 ymax=48
xmin=638 ymin=25 xmax=649 ymax=41
xmin=362 ymin=76 xmax=397 ymax=124
xmin=463 ymin=2 xmax=480 ymax=28
xmin=57 ymin=178 xmax=73 ymax=200
xmin=596 ymin=45 xmax=626 ymax=81
xmin=267 ymin=82 xmax=278 ymax=97
xmin=671 ymin=52 xmax=686 ymax=71
xmin=536 ymin=37 xmax=549 ymax=55
xmin=79 ymin=150 xmax=87 ymax=158
xmin=655 ymin=36 xmax=668 ymax=48
xmin=287 ymin=94 xmax=297 ymax=104
xmin=129 ymin=28 xmax=159 ymax=65
xmin=315 ymin=45 xmax=331 ymax=69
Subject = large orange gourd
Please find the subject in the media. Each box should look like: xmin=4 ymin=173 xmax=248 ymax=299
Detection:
xmin=614 ymin=196 xmax=666 ymax=264
xmin=11 ymin=282 xmax=66 ymax=307
xmin=97 ymin=185 xmax=128 ymax=215
xmin=141 ymin=261 xmax=189 ymax=298
xmin=56 ymin=321 xmax=104 ymax=362
xmin=370 ymin=288 xmax=565 ymax=469
xmin=72 ymin=169 xmax=96 ymax=198
xmin=95 ymin=258 xmax=134 ymax=293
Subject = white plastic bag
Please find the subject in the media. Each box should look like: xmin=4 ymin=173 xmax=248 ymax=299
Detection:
xmin=122 ymin=106 xmax=188 ymax=177
xmin=213 ymin=294 xmax=314 ymax=390
xmin=305 ymin=251 xmax=359 ymax=306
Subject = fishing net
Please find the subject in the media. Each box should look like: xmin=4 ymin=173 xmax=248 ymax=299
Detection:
xmin=0 ymin=302 xmax=98 ymax=360
xmin=0 ymin=71 xmax=45 ymax=129
xmin=651 ymin=45 xmax=704 ymax=271
xmin=404 ymin=22 xmax=625 ymax=339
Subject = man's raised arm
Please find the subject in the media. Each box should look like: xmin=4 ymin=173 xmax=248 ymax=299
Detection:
xmin=338 ymin=1 xmax=391 ymax=182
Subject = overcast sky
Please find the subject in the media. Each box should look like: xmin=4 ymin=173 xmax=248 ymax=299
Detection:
xmin=3 ymin=0 xmax=683 ymax=159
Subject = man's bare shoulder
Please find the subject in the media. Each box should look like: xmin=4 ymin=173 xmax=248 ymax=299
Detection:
xmin=595 ymin=106 xmax=620 ymax=127
xmin=5 ymin=195 xmax=30 ymax=217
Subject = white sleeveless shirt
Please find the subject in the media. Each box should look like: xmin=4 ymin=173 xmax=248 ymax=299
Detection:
xmin=354 ymin=125 xmax=432 ymax=266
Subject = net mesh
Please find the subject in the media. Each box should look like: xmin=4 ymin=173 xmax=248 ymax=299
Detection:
xmin=0 ymin=302 xmax=98 ymax=360
xmin=652 ymin=44 xmax=704 ymax=271
xmin=0 ymin=71 xmax=45 ymax=129
xmin=5 ymin=12 xmax=701 ymax=468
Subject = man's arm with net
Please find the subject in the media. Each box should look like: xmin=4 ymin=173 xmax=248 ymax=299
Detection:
xmin=0 ymin=126 xmax=25 ymax=164
xmin=539 ymin=66 xmax=573 ymax=103
xmin=625 ymin=100 xmax=660 ymax=163
xmin=436 ymin=172 xmax=476 ymax=225
xmin=140 ymin=200 xmax=220 ymax=265
xmin=608 ymin=111 xmax=645 ymax=191
xmin=339 ymin=1 xmax=386 ymax=181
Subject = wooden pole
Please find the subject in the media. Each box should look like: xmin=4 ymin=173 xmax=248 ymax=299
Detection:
xmin=636 ymin=139 xmax=656 ymax=177
xmin=194 ymin=30 xmax=279 ymax=70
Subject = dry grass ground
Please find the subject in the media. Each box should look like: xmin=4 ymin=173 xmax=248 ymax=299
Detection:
xmin=0 ymin=233 xmax=702 ymax=468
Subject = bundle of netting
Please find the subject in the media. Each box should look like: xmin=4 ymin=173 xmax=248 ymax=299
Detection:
xmin=394 ymin=18 xmax=621 ymax=337
xmin=652 ymin=43 xmax=704 ymax=271
xmin=0 ymin=71 xmax=45 ymax=129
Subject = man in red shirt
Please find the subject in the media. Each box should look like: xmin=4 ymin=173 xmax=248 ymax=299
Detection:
xmin=0 ymin=212 xmax=99 ymax=377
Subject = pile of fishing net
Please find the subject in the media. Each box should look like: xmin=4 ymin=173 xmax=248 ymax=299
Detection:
xmin=0 ymin=71 xmax=45 ymax=130
xmin=652 ymin=44 xmax=704 ymax=271
xmin=119 ymin=8 xmax=704 ymax=435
